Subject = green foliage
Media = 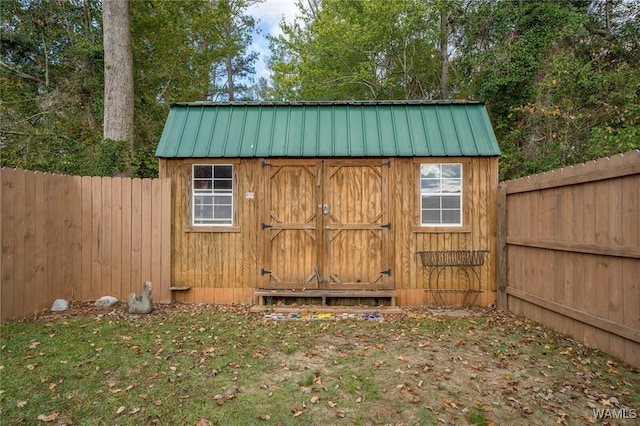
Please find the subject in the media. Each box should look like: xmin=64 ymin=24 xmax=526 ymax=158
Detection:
xmin=1 ymin=0 xmax=637 ymax=179
xmin=1 ymin=0 xmax=259 ymax=177
xmin=263 ymin=0 xmax=447 ymax=101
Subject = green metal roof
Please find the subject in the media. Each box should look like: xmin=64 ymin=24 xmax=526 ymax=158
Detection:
xmin=155 ymin=101 xmax=501 ymax=158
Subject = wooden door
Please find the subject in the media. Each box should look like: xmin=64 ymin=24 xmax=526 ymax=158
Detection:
xmin=261 ymin=160 xmax=321 ymax=289
xmin=261 ymin=159 xmax=390 ymax=290
xmin=322 ymin=160 xmax=390 ymax=289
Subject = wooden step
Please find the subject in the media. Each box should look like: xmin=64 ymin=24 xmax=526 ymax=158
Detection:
xmin=254 ymin=289 xmax=396 ymax=307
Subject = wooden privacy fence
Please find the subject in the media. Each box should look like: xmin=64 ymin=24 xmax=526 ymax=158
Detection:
xmin=1 ymin=168 xmax=171 ymax=322
xmin=497 ymin=150 xmax=640 ymax=367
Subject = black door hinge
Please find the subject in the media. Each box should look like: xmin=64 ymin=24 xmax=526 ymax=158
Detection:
xmin=261 ymin=268 xmax=272 ymax=276
xmin=261 ymin=161 xmax=270 ymax=167
xmin=381 ymin=223 xmax=391 ymax=229
xmin=261 ymin=223 xmax=272 ymax=229
xmin=381 ymin=269 xmax=392 ymax=276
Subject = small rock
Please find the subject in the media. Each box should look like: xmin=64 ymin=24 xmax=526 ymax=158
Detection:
xmin=95 ymin=296 xmax=118 ymax=308
xmin=51 ymin=299 xmax=69 ymax=312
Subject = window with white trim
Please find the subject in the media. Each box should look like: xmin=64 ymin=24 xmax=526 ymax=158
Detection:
xmin=420 ymin=163 xmax=463 ymax=226
xmin=192 ymin=164 xmax=234 ymax=226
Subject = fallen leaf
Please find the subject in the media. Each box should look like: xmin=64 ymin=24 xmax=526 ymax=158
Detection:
xmin=195 ymin=420 xmax=210 ymax=426
xmin=28 ymin=342 xmax=41 ymax=349
xmin=310 ymin=396 xmax=320 ymax=404
xmin=257 ymin=414 xmax=270 ymax=420
xmin=129 ymin=407 xmax=141 ymax=415
xmin=17 ymin=400 xmax=27 ymax=408
xmin=37 ymin=412 xmax=59 ymax=422
xmin=328 ymin=400 xmax=337 ymax=408
xmin=292 ymin=409 xmax=303 ymax=418
xmin=49 ymin=383 xmax=57 ymax=391
xmin=116 ymin=406 xmax=125 ymax=415
xmin=335 ymin=409 xmax=346 ymax=418
xmin=154 ymin=399 xmax=163 ymax=406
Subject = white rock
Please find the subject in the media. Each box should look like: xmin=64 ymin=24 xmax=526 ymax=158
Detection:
xmin=95 ymin=296 xmax=118 ymax=308
xmin=51 ymin=299 xmax=69 ymax=312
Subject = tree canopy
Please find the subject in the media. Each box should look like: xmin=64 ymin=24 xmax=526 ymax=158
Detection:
xmin=1 ymin=0 xmax=637 ymax=179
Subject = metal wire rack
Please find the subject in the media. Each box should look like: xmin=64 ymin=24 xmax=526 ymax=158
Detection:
xmin=416 ymin=250 xmax=488 ymax=306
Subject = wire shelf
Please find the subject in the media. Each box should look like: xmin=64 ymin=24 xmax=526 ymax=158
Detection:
xmin=417 ymin=250 xmax=487 ymax=267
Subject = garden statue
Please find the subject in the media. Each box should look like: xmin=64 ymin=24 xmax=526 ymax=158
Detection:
xmin=128 ymin=281 xmax=153 ymax=314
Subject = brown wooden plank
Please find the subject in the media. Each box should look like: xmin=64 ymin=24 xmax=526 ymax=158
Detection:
xmin=151 ymin=178 xmax=162 ymax=294
xmin=120 ymin=178 xmax=132 ymax=299
xmin=80 ymin=176 xmax=93 ymax=301
xmin=496 ymin=184 xmax=507 ymax=310
xmin=130 ymin=178 xmax=142 ymax=288
xmin=100 ymin=177 xmax=113 ymax=298
xmin=1 ymin=168 xmax=16 ymax=321
xmin=505 ymin=159 xmax=639 ymax=194
xmin=159 ymin=178 xmax=172 ymax=303
xmin=140 ymin=179 xmax=153 ymax=285
xmin=91 ymin=176 xmax=102 ymax=300
xmin=22 ymin=172 xmax=37 ymax=312
xmin=69 ymin=176 xmax=83 ymax=301
xmin=12 ymin=170 xmax=26 ymax=317
xmin=110 ymin=177 xmax=122 ymax=299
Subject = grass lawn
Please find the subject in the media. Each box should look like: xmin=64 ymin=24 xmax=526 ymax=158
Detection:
xmin=1 ymin=303 xmax=638 ymax=425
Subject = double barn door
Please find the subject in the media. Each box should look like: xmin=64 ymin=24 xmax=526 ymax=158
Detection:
xmin=261 ymin=159 xmax=391 ymax=290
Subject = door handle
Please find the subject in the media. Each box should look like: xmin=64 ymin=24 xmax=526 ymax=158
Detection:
xmin=322 ymin=204 xmax=329 ymax=215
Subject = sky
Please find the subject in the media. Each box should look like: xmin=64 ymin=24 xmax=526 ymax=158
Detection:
xmin=248 ymin=0 xmax=301 ymax=82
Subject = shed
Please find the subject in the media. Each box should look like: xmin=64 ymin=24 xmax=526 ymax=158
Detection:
xmin=156 ymin=101 xmax=501 ymax=307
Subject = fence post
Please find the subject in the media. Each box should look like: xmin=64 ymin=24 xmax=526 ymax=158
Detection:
xmin=496 ymin=183 xmax=508 ymax=310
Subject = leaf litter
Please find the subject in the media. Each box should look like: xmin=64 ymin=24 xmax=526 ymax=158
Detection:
xmin=1 ymin=302 xmax=638 ymax=425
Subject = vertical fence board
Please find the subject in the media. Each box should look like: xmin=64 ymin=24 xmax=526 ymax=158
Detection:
xmin=160 ymin=179 xmax=172 ymax=303
xmin=120 ymin=178 xmax=132 ymax=298
xmin=130 ymin=178 xmax=142 ymax=289
xmin=80 ymin=176 xmax=93 ymax=302
xmin=140 ymin=179 xmax=152 ymax=286
xmin=23 ymin=172 xmax=37 ymax=315
xmin=13 ymin=170 xmax=26 ymax=317
xmin=111 ymin=178 xmax=123 ymax=300
xmin=151 ymin=179 xmax=162 ymax=294
xmin=1 ymin=169 xmax=16 ymax=320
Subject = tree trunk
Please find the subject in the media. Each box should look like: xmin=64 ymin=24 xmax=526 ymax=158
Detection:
xmin=226 ymin=51 xmax=234 ymax=101
xmin=103 ymin=0 xmax=134 ymax=149
xmin=440 ymin=8 xmax=449 ymax=99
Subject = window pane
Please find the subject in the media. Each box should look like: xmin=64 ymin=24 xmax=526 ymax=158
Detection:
xmin=195 ymin=205 xmax=213 ymax=219
xmin=214 ymin=206 xmax=232 ymax=220
xmin=214 ymin=165 xmax=233 ymax=178
xmin=441 ymin=195 xmax=460 ymax=209
xmin=442 ymin=178 xmax=461 ymax=193
xmin=442 ymin=210 xmax=461 ymax=224
xmin=420 ymin=164 xmax=440 ymax=179
xmin=214 ymin=195 xmax=232 ymax=205
xmin=195 ymin=195 xmax=213 ymax=205
xmin=194 ymin=179 xmax=212 ymax=190
xmin=213 ymin=179 xmax=233 ymax=190
xmin=422 ymin=210 xmax=440 ymax=224
xmin=422 ymin=196 xmax=440 ymax=209
xmin=194 ymin=165 xmax=212 ymax=178
xmin=442 ymin=164 xmax=461 ymax=178
xmin=421 ymin=179 xmax=440 ymax=192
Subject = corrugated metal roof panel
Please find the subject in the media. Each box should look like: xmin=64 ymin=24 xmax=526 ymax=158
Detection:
xmin=155 ymin=101 xmax=501 ymax=158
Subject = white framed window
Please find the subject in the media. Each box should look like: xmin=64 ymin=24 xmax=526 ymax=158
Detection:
xmin=420 ymin=163 xmax=463 ymax=226
xmin=192 ymin=164 xmax=234 ymax=226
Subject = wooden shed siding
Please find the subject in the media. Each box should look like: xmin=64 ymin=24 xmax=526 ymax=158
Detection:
xmin=160 ymin=156 xmax=498 ymax=306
